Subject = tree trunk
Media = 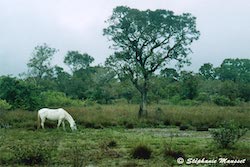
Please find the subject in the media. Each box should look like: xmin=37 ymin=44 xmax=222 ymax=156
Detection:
xmin=138 ymin=91 xmax=148 ymax=118
xmin=138 ymin=80 xmax=148 ymax=118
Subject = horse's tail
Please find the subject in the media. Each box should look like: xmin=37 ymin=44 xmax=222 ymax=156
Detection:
xmin=37 ymin=111 xmax=41 ymax=129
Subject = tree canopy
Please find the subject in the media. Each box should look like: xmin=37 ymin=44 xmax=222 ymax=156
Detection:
xmin=27 ymin=43 xmax=57 ymax=79
xmin=64 ymin=51 xmax=94 ymax=72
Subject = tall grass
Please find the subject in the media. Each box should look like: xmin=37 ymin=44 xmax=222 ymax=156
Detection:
xmin=1 ymin=103 xmax=249 ymax=129
xmin=68 ymin=104 xmax=250 ymax=129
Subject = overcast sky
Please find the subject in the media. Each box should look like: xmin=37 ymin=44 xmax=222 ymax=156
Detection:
xmin=1 ymin=0 xmax=250 ymax=76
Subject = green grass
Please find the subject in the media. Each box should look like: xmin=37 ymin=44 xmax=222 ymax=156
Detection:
xmin=0 ymin=128 xmax=249 ymax=166
xmin=0 ymin=104 xmax=249 ymax=166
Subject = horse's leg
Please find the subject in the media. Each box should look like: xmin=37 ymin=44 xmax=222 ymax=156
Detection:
xmin=41 ymin=118 xmax=45 ymax=129
xmin=62 ymin=121 xmax=65 ymax=131
xmin=57 ymin=119 xmax=62 ymax=129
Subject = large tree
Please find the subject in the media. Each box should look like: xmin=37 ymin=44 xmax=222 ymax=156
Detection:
xmin=104 ymin=6 xmax=200 ymax=117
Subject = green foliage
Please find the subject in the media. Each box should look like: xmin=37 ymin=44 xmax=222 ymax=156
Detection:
xmin=131 ymin=144 xmax=152 ymax=159
xmin=65 ymin=144 xmax=86 ymax=167
xmin=215 ymin=58 xmax=250 ymax=83
xmin=64 ymin=51 xmax=94 ymax=72
xmin=169 ymin=96 xmax=200 ymax=106
xmin=0 ymin=99 xmax=12 ymax=110
xmin=218 ymin=80 xmax=239 ymax=100
xmin=212 ymin=95 xmax=236 ymax=106
xmin=0 ymin=76 xmax=42 ymax=110
xmin=196 ymin=92 xmax=211 ymax=102
xmin=11 ymin=142 xmax=53 ymax=165
xmin=210 ymin=121 xmax=248 ymax=148
xmin=27 ymin=43 xmax=57 ymax=79
xmin=169 ymin=95 xmax=182 ymax=105
xmin=40 ymin=91 xmax=84 ymax=108
xmin=199 ymin=63 xmax=215 ymax=80
xmin=179 ymin=71 xmax=199 ymax=100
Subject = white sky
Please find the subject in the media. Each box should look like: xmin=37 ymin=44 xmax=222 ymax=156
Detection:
xmin=0 ymin=0 xmax=250 ymax=76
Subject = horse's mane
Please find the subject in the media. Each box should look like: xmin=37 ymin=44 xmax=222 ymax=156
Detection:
xmin=62 ymin=109 xmax=75 ymax=123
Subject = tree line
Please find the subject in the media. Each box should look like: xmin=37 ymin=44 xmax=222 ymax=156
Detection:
xmin=0 ymin=42 xmax=249 ymax=111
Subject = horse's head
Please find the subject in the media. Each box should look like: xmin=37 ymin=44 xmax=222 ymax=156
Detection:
xmin=70 ymin=122 xmax=77 ymax=131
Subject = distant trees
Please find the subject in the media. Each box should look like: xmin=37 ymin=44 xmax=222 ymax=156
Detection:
xmin=0 ymin=49 xmax=250 ymax=110
xmin=64 ymin=51 xmax=94 ymax=72
xmin=27 ymin=43 xmax=57 ymax=79
xmin=199 ymin=63 xmax=215 ymax=80
xmin=216 ymin=58 xmax=250 ymax=82
xmin=0 ymin=76 xmax=41 ymax=110
xmin=104 ymin=6 xmax=200 ymax=117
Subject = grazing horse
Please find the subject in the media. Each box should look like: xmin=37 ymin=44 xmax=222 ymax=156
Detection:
xmin=37 ymin=108 xmax=77 ymax=131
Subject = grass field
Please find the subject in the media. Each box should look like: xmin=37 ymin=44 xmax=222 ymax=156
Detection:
xmin=0 ymin=104 xmax=249 ymax=166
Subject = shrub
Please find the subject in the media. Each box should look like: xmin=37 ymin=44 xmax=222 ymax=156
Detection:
xmin=0 ymin=76 xmax=42 ymax=110
xmin=69 ymin=145 xmax=85 ymax=167
xmin=179 ymin=125 xmax=189 ymax=131
xmin=164 ymin=145 xmax=185 ymax=159
xmin=196 ymin=92 xmax=211 ymax=102
xmin=125 ymin=123 xmax=134 ymax=129
xmin=11 ymin=142 xmax=53 ymax=165
xmin=0 ymin=99 xmax=12 ymax=110
xmin=210 ymin=121 xmax=248 ymax=148
xmin=163 ymin=119 xmax=171 ymax=126
xmin=40 ymin=91 xmax=84 ymax=107
xmin=131 ymin=144 xmax=152 ymax=159
xmin=212 ymin=95 xmax=235 ymax=106
xmin=169 ymin=95 xmax=182 ymax=105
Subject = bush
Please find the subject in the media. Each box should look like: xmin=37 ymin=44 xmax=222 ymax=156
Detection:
xmin=179 ymin=125 xmax=189 ymax=131
xmin=212 ymin=95 xmax=235 ymax=106
xmin=124 ymin=122 xmax=134 ymax=129
xmin=131 ymin=144 xmax=152 ymax=159
xmin=196 ymin=92 xmax=211 ymax=102
xmin=11 ymin=142 xmax=53 ymax=165
xmin=0 ymin=76 xmax=41 ymax=110
xmin=164 ymin=145 xmax=185 ymax=159
xmin=40 ymin=91 xmax=84 ymax=107
xmin=210 ymin=121 xmax=248 ymax=148
xmin=69 ymin=144 xmax=85 ymax=167
xmin=169 ymin=95 xmax=182 ymax=105
xmin=0 ymin=99 xmax=12 ymax=110
xmin=163 ymin=119 xmax=171 ymax=126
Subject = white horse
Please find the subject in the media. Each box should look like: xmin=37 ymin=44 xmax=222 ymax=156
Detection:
xmin=37 ymin=108 xmax=77 ymax=131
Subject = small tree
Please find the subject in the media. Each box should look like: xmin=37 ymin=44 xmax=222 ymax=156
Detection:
xmin=104 ymin=6 xmax=200 ymax=117
xmin=211 ymin=121 xmax=247 ymax=148
xmin=199 ymin=63 xmax=215 ymax=80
